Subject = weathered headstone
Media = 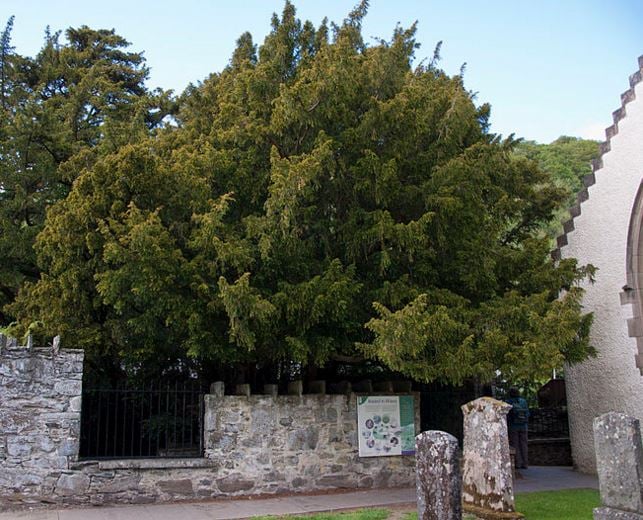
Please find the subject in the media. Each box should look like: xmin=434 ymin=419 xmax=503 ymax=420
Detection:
xmin=416 ymin=430 xmax=462 ymax=520
xmin=461 ymin=397 xmax=523 ymax=519
xmin=593 ymin=412 xmax=643 ymax=519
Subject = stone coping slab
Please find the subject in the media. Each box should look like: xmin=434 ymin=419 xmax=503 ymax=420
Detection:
xmin=3 ymin=347 xmax=84 ymax=353
xmin=72 ymin=458 xmax=217 ymax=470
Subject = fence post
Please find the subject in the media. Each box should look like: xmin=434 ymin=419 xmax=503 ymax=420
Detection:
xmin=210 ymin=381 xmax=225 ymax=397
xmin=288 ymin=380 xmax=303 ymax=396
xmin=52 ymin=335 xmax=61 ymax=355
xmin=263 ymin=384 xmax=278 ymax=396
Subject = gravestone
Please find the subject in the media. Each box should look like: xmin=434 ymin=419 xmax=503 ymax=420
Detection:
xmin=416 ymin=430 xmax=461 ymax=520
xmin=461 ymin=397 xmax=523 ymax=519
xmin=593 ymin=412 xmax=643 ymax=519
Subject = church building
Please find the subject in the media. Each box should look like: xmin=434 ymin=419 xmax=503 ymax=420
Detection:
xmin=558 ymin=56 xmax=643 ymax=473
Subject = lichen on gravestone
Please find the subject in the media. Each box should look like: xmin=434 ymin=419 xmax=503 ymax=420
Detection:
xmin=461 ymin=397 xmax=523 ymax=519
xmin=593 ymin=411 xmax=643 ymax=517
xmin=416 ymin=430 xmax=462 ymax=520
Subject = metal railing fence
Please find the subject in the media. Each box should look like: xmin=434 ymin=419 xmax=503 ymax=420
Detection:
xmin=79 ymin=380 xmax=205 ymax=459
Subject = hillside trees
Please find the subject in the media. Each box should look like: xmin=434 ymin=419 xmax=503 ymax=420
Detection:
xmin=0 ymin=20 xmax=171 ymax=323
xmin=6 ymin=2 xmax=595 ymax=385
xmin=515 ymin=136 xmax=600 ymax=238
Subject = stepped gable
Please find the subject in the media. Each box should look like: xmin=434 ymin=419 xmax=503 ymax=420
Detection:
xmin=552 ymin=55 xmax=643 ymax=261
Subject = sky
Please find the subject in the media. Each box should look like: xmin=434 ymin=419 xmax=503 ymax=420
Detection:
xmin=1 ymin=0 xmax=641 ymax=144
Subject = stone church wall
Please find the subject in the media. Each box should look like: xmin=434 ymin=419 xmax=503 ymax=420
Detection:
xmin=559 ymin=58 xmax=643 ymax=473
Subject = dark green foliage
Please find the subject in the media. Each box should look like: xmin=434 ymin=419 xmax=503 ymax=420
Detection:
xmin=5 ymin=3 xmax=595 ymax=385
xmin=0 ymin=20 xmax=171 ymax=323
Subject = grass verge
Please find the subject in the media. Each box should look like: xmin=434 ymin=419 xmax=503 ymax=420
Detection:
xmin=515 ymin=488 xmax=599 ymax=519
xmin=254 ymin=488 xmax=601 ymax=520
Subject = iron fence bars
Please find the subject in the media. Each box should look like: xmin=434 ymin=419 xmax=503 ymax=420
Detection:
xmin=79 ymin=380 xmax=205 ymax=459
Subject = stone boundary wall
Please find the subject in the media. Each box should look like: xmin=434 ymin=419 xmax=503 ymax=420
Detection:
xmin=528 ymin=438 xmax=572 ymax=466
xmin=63 ymin=391 xmax=418 ymax=506
xmin=0 ymin=340 xmax=419 ymax=508
xmin=0 ymin=335 xmax=84 ymax=503
xmin=203 ymin=392 xmax=420 ymax=495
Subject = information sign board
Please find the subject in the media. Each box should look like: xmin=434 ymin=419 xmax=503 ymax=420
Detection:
xmin=356 ymin=395 xmax=415 ymax=457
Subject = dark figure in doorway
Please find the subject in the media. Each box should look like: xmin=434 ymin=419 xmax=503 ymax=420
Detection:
xmin=506 ymin=387 xmax=529 ymax=469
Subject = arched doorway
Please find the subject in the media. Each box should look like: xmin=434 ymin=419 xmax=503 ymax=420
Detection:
xmin=622 ymin=180 xmax=643 ymax=374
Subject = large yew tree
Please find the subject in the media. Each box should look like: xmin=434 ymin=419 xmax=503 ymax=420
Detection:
xmin=0 ymin=19 xmax=170 ymax=323
xmin=6 ymin=3 xmax=594 ymax=384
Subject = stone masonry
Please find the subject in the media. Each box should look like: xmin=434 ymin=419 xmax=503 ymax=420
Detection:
xmin=203 ymin=390 xmax=420 ymax=495
xmin=0 ymin=335 xmax=84 ymax=503
xmin=0 ymin=343 xmax=420 ymax=508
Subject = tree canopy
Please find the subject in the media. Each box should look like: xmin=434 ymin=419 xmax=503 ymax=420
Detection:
xmin=3 ymin=2 xmax=594 ymax=386
xmin=0 ymin=19 xmax=171 ymax=323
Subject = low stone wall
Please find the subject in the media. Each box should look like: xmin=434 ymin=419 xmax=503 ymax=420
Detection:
xmin=528 ymin=438 xmax=572 ymax=466
xmin=0 ymin=337 xmax=84 ymax=503
xmin=0 ymin=340 xmax=419 ymax=507
xmin=48 ymin=392 xmax=419 ymax=506
xmin=203 ymin=393 xmax=419 ymax=494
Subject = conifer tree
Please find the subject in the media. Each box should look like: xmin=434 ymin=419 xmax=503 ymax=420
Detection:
xmin=7 ymin=3 xmax=595 ymax=385
xmin=0 ymin=22 xmax=171 ymax=323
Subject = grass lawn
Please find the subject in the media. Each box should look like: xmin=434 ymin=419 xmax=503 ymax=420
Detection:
xmin=404 ymin=488 xmax=600 ymax=519
xmin=255 ymin=488 xmax=600 ymax=520
xmin=515 ymin=488 xmax=600 ymax=519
